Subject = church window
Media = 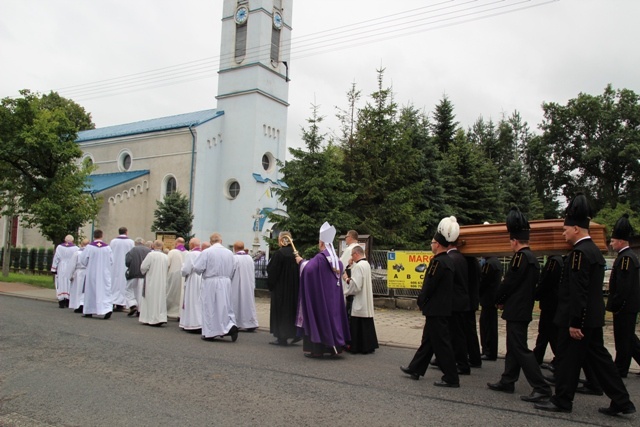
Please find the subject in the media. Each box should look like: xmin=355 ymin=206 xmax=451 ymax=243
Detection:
xmin=81 ymin=155 xmax=94 ymax=168
xmin=226 ymin=180 xmax=241 ymax=200
xmin=262 ymin=152 xmax=274 ymax=172
xmin=118 ymin=150 xmax=133 ymax=172
xmin=164 ymin=176 xmax=177 ymax=197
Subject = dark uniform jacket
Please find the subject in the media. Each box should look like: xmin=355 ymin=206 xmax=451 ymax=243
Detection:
xmin=447 ymin=249 xmax=470 ymax=312
xmin=554 ymin=237 xmax=606 ymax=329
xmin=480 ymin=257 xmax=502 ymax=308
xmin=535 ymin=255 xmax=563 ymax=312
xmin=606 ymin=247 xmax=640 ymax=314
xmin=495 ymin=247 xmax=540 ymax=322
xmin=417 ymin=252 xmax=454 ymax=317
xmin=467 ymin=256 xmax=481 ymax=311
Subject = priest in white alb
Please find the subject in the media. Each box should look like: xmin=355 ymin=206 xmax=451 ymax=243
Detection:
xmin=193 ymin=233 xmax=238 ymax=342
xmin=166 ymin=237 xmax=187 ymax=319
xmin=79 ymin=229 xmax=113 ymax=319
xmin=180 ymin=237 xmax=203 ymax=332
xmin=139 ymin=240 xmax=169 ymax=327
xmin=51 ymin=235 xmax=78 ymax=308
xmin=109 ymin=227 xmax=134 ymax=311
xmin=69 ymin=239 xmax=89 ymax=313
xmin=230 ymin=241 xmax=259 ymax=331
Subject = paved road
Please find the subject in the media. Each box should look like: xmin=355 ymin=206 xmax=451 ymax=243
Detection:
xmin=1 ymin=296 xmax=638 ymax=426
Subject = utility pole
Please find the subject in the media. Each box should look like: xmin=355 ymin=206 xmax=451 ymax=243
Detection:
xmin=2 ymin=215 xmax=12 ymax=277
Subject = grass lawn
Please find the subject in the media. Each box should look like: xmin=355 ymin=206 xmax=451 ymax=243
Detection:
xmin=0 ymin=272 xmax=55 ymax=289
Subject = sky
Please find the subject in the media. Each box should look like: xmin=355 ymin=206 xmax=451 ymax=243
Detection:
xmin=1 ymin=0 xmax=639 ymax=152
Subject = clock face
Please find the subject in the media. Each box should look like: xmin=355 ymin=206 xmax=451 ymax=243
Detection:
xmin=273 ymin=11 xmax=283 ymax=29
xmin=235 ymin=5 xmax=248 ymax=25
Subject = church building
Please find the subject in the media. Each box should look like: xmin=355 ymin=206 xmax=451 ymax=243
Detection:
xmin=9 ymin=0 xmax=292 ymax=252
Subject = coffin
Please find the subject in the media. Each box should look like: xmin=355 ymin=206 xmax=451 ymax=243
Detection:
xmin=457 ymin=219 xmax=608 ymax=257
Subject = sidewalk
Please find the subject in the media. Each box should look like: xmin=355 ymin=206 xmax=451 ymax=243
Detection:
xmin=1 ymin=281 xmax=638 ymax=373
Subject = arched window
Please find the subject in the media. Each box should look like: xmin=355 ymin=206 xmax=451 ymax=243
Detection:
xmin=165 ymin=176 xmax=176 ymax=196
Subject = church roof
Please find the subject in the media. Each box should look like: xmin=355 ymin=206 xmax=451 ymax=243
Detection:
xmin=84 ymin=170 xmax=150 ymax=194
xmin=77 ymin=109 xmax=223 ymax=142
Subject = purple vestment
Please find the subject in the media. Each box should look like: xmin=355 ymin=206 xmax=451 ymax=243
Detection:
xmin=296 ymin=249 xmax=351 ymax=349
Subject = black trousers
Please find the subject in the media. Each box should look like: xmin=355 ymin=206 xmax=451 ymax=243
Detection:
xmin=479 ymin=305 xmax=498 ymax=359
xmin=500 ymin=321 xmax=551 ymax=394
xmin=463 ymin=310 xmax=482 ymax=365
xmin=449 ymin=312 xmax=470 ymax=371
xmin=613 ymin=311 xmax=640 ymax=377
xmin=533 ymin=308 xmax=557 ymax=365
xmin=408 ymin=316 xmax=459 ymax=384
xmin=551 ymin=326 xmax=632 ymax=411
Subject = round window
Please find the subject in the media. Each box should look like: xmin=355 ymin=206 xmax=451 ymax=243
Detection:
xmin=262 ymin=152 xmax=275 ymax=172
xmin=119 ymin=151 xmax=132 ymax=171
xmin=227 ymin=180 xmax=240 ymax=200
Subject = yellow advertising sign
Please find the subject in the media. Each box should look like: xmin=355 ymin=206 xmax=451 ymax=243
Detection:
xmin=387 ymin=251 xmax=434 ymax=289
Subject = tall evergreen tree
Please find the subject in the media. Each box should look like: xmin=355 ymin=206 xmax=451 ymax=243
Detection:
xmin=151 ymin=191 xmax=194 ymax=241
xmin=431 ymin=95 xmax=459 ymax=154
xmin=444 ymin=129 xmax=502 ymax=225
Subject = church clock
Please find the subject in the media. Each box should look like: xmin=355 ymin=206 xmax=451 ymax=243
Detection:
xmin=235 ymin=5 xmax=248 ymax=25
xmin=272 ymin=10 xmax=283 ymax=29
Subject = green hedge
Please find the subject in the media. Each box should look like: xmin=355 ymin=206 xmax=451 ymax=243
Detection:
xmin=0 ymin=246 xmax=55 ymax=273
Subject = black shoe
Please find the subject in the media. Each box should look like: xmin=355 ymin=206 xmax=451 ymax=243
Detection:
xmin=487 ymin=382 xmax=514 ymax=393
xmin=304 ymin=353 xmax=323 ymax=359
xmin=74 ymin=306 xmax=83 ymax=313
xmin=535 ymin=400 xmax=571 ymax=413
xmin=434 ymin=380 xmax=459 ymax=388
xmin=540 ymin=362 xmax=555 ymax=372
xmin=113 ymin=305 xmax=125 ymax=312
xmin=598 ymin=404 xmax=636 ymax=416
xmin=64 ymin=299 xmax=70 ymax=308
xmin=481 ymin=355 xmax=497 ymax=361
xmin=242 ymin=328 xmax=257 ymax=332
xmin=575 ymin=385 xmax=603 ymax=396
xmin=82 ymin=314 xmax=93 ymax=318
xmin=229 ymin=326 xmax=239 ymax=342
xmin=543 ymin=374 xmax=556 ymax=385
xmin=201 ymin=336 xmax=215 ymax=341
xmin=149 ymin=322 xmax=166 ymax=327
xmin=103 ymin=311 xmax=112 ymax=320
xmin=400 ymin=366 xmax=419 ymax=380
xmin=520 ymin=391 xmax=551 ymax=403
xmin=58 ymin=300 xmax=66 ymax=308
xmin=127 ymin=306 xmax=138 ymax=317
xmin=457 ymin=369 xmax=471 ymax=375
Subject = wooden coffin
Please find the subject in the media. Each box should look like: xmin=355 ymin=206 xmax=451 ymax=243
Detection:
xmin=456 ymin=219 xmax=608 ymax=257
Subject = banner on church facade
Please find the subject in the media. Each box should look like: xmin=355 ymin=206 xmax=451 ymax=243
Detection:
xmin=387 ymin=251 xmax=434 ymax=289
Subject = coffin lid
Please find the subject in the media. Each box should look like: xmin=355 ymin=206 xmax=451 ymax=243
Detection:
xmin=457 ymin=219 xmax=608 ymax=257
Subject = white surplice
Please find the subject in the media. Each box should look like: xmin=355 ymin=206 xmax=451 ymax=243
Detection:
xmin=51 ymin=242 xmax=78 ymax=301
xmin=193 ymin=243 xmax=236 ymax=338
xmin=69 ymin=247 xmax=86 ymax=310
xmin=139 ymin=250 xmax=169 ymax=325
xmin=166 ymin=248 xmax=186 ymax=318
xmin=109 ymin=235 xmax=134 ymax=307
xmin=179 ymin=249 xmax=203 ymax=330
xmin=79 ymin=240 xmax=113 ymax=316
xmin=230 ymin=251 xmax=259 ymax=329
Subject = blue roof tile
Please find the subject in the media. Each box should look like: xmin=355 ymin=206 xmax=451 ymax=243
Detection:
xmin=85 ymin=170 xmax=150 ymax=194
xmin=77 ymin=109 xmax=223 ymax=142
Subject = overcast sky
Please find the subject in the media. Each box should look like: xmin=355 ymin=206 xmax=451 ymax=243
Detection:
xmin=1 ymin=0 xmax=639 ymax=151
